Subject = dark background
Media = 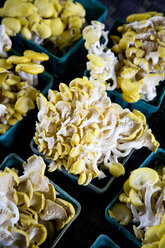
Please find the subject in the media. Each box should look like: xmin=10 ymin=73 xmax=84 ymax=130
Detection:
xmin=0 ymin=0 xmax=165 ymax=247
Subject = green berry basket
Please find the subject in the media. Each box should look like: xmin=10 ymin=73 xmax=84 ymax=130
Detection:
xmin=0 ymin=153 xmax=81 ymax=248
xmin=105 ymin=148 xmax=165 ymax=248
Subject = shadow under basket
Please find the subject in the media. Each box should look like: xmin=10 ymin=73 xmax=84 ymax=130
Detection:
xmin=0 ymin=153 xmax=81 ymax=248
xmin=105 ymin=148 xmax=165 ymax=248
xmin=30 ymin=139 xmax=134 ymax=194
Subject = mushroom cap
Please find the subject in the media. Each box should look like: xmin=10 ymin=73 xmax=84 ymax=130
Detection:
xmin=129 ymin=167 xmax=159 ymax=190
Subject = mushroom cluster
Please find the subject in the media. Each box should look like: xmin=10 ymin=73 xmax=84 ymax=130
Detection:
xmin=0 ymin=155 xmax=75 ymax=247
xmin=83 ymin=12 xmax=165 ymax=103
xmin=109 ymin=166 xmax=165 ymax=247
xmin=34 ymin=76 xmax=159 ymax=186
xmin=83 ymin=21 xmax=118 ymax=90
xmin=111 ymin=11 xmax=165 ymax=103
xmin=0 ymin=36 xmax=49 ymax=134
xmin=0 ymin=0 xmax=86 ymax=54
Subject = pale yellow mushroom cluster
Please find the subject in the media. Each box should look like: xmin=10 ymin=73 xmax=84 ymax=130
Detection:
xmin=109 ymin=166 xmax=165 ymax=248
xmin=0 ymin=49 xmax=49 ymax=135
xmin=83 ymin=12 xmax=165 ymax=103
xmin=83 ymin=21 xmax=119 ymax=90
xmin=0 ymin=0 xmax=86 ymax=54
xmin=0 ymin=155 xmax=75 ymax=248
xmin=34 ymin=76 xmax=159 ymax=186
xmin=111 ymin=11 xmax=165 ymax=103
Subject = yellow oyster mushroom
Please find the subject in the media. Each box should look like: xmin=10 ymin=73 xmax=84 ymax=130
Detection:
xmin=4 ymin=167 xmax=19 ymax=185
xmin=109 ymin=161 xmax=125 ymax=177
xmin=0 ymin=172 xmax=14 ymax=193
xmin=126 ymin=13 xmax=152 ymax=23
xmin=119 ymin=192 xmax=130 ymax=203
xmin=87 ymin=54 xmax=105 ymax=67
xmin=83 ymin=28 xmax=99 ymax=50
xmin=59 ymin=83 xmax=73 ymax=100
xmin=17 ymin=17 xmax=29 ymax=27
xmin=29 ymin=191 xmax=45 ymax=213
xmin=133 ymin=57 xmax=149 ymax=72
xmin=129 ymin=167 xmax=159 ymax=190
xmin=31 ymin=22 xmax=52 ymax=39
xmin=11 ymin=229 xmax=30 ymax=247
xmin=24 ymin=50 xmax=49 ymax=62
xmin=6 ymin=55 xmax=31 ymax=64
xmin=145 ymin=225 xmax=160 ymax=243
xmin=17 ymin=179 xmax=33 ymax=201
xmin=133 ymin=225 xmax=143 ymax=240
xmin=69 ymin=160 xmax=86 ymax=175
xmin=68 ymin=15 xmax=85 ymax=29
xmin=119 ymin=36 xmax=135 ymax=50
xmin=16 ymin=63 xmax=45 ymax=74
xmin=122 ymin=93 xmax=140 ymax=103
xmin=20 ymin=26 xmax=32 ymax=40
xmin=108 ymin=203 xmax=132 ymax=225
xmin=34 ymin=0 xmax=54 ymax=18
xmin=2 ymin=0 xmax=35 ymax=17
xmin=55 ymin=198 xmax=75 ymax=224
xmin=19 ymin=206 xmax=38 ymax=222
xmin=61 ymin=1 xmax=85 ymax=21
xmin=14 ymin=96 xmax=35 ymax=115
xmin=2 ymin=17 xmax=21 ymax=36
xmin=50 ymin=18 xmax=65 ymax=36
xmin=26 ymin=223 xmax=47 ymax=246
xmin=83 ymin=171 xmax=93 ymax=185
xmin=120 ymin=67 xmax=139 ymax=79
xmin=111 ymin=44 xmax=122 ymax=53
xmin=0 ymin=123 xmax=10 ymax=134
xmin=17 ymin=192 xmax=30 ymax=207
xmin=78 ymin=171 xmax=86 ymax=185
xmin=129 ymin=188 xmax=143 ymax=207
xmin=123 ymin=179 xmax=131 ymax=195
xmin=6 ymin=74 xmax=21 ymax=85
xmin=44 ymin=183 xmax=56 ymax=201
xmin=0 ymin=59 xmax=13 ymax=70
xmin=27 ymin=11 xmax=40 ymax=26
xmin=117 ymin=77 xmax=141 ymax=103
xmin=69 ymin=145 xmax=82 ymax=158
xmin=126 ymin=47 xmax=145 ymax=58
xmin=85 ymin=130 xmax=96 ymax=143
xmin=39 ymin=199 xmax=67 ymax=225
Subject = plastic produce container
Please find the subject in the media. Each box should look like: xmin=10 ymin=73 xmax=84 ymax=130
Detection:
xmin=0 ymin=71 xmax=53 ymax=147
xmin=85 ymin=18 xmax=165 ymax=119
xmin=1 ymin=0 xmax=107 ymax=77
xmin=91 ymin=234 xmax=120 ymax=248
xmin=30 ymin=139 xmax=133 ymax=194
xmin=0 ymin=153 xmax=81 ymax=248
xmin=105 ymin=148 xmax=165 ymax=248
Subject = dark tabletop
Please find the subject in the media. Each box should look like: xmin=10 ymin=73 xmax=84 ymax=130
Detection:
xmin=0 ymin=1 xmax=165 ymax=247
